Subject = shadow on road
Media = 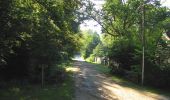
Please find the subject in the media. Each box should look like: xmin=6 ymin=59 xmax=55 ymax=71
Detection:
xmin=73 ymin=60 xmax=170 ymax=100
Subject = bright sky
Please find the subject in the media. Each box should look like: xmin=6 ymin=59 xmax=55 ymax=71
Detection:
xmin=80 ymin=0 xmax=104 ymax=34
xmin=80 ymin=0 xmax=170 ymax=34
xmin=161 ymin=0 xmax=170 ymax=7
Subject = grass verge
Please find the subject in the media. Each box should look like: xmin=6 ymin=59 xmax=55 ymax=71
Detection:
xmin=0 ymin=63 xmax=75 ymax=100
xmin=92 ymin=62 xmax=170 ymax=97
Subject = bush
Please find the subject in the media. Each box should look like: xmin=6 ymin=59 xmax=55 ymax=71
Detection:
xmin=109 ymin=38 xmax=136 ymax=71
xmin=86 ymin=54 xmax=95 ymax=62
xmin=47 ymin=66 xmax=67 ymax=84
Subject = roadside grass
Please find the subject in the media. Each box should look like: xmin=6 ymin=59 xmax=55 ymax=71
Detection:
xmin=92 ymin=62 xmax=170 ymax=97
xmin=0 ymin=63 xmax=75 ymax=100
xmin=93 ymin=63 xmax=110 ymax=74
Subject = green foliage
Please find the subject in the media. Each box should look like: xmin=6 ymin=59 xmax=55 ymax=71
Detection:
xmin=0 ymin=0 xmax=82 ymax=82
xmin=86 ymin=54 xmax=95 ymax=62
xmin=109 ymin=38 xmax=137 ymax=70
xmin=93 ymin=43 xmax=107 ymax=57
xmin=80 ymin=30 xmax=100 ymax=59
xmin=0 ymin=73 xmax=74 ymax=100
xmin=89 ymin=0 xmax=170 ymax=88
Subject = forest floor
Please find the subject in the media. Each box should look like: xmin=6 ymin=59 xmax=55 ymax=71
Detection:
xmin=0 ymin=64 xmax=75 ymax=100
xmin=73 ymin=60 xmax=170 ymax=100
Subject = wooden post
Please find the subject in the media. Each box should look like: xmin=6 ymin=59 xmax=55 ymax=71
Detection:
xmin=108 ymin=58 xmax=110 ymax=66
xmin=141 ymin=0 xmax=145 ymax=86
xmin=41 ymin=64 xmax=44 ymax=88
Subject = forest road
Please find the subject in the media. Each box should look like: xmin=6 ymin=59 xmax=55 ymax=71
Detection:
xmin=73 ymin=61 xmax=170 ymax=100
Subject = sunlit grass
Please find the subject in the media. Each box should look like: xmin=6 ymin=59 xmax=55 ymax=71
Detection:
xmin=91 ymin=63 xmax=110 ymax=74
xmin=92 ymin=62 xmax=170 ymax=98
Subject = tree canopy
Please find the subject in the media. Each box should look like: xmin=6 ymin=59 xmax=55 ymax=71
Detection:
xmin=0 ymin=0 xmax=82 ymax=81
xmin=84 ymin=0 xmax=170 ymax=88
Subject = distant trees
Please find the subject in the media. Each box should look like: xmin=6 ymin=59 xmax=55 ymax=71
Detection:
xmin=80 ymin=30 xmax=100 ymax=59
xmin=0 ymin=0 xmax=82 ymax=83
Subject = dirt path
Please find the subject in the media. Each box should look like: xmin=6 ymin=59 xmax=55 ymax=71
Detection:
xmin=73 ymin=61 xmax=169 ymax=100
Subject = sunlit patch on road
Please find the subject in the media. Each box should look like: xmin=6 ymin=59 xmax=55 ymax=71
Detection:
xmin=66 ymin=67 xmax=80 ymax=72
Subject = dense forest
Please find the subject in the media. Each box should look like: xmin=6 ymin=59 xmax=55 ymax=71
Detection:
xmin=0 ymin=0 xmax=83 ymax=84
